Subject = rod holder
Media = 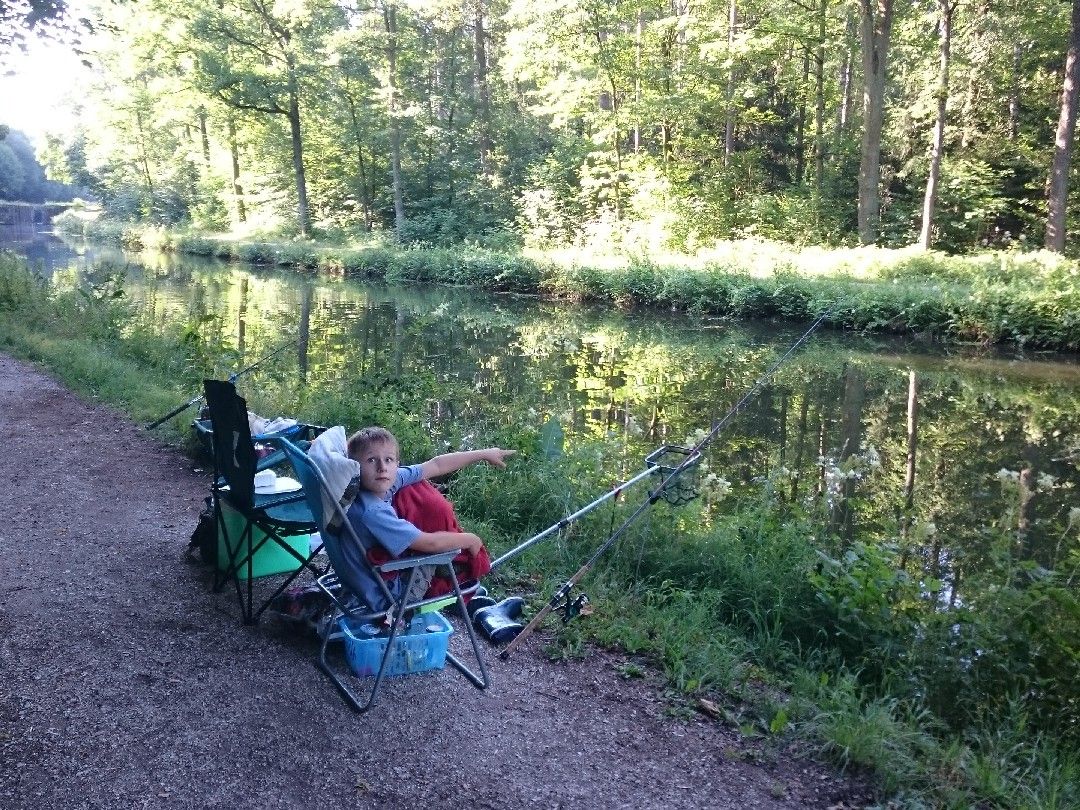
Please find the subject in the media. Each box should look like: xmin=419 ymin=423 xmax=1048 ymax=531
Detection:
xmin=645 ymin=445 xmax=702 ymax=506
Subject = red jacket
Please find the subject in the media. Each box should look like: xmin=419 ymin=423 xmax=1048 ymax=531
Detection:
xmin=364 ymin=479 xmax=490 ymax=601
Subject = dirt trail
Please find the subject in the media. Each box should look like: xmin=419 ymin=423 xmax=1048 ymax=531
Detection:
xmin=0 ymin=352 xmax=870 ymax=809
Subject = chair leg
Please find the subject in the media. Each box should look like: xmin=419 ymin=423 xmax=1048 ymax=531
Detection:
xmin=316 ymin=566 xmax=490 ymax=713
xmin=249 ymin=538 xmax=329 ymax=624
xmin=213 ymin=505 xmax=258 ymax=625
xmin=318 ymin=617 xmax=374 ymax=713
xmin=215 ymin=506 xmax=326 ymax=625
xmin=315 ymin=591 xmax=410 ymax=712
xmin=443 ymin=568 xmax=490 ymax=690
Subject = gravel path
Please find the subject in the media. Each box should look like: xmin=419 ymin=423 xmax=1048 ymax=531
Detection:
xmin=0 ymin=352 xmax=871 ymax=809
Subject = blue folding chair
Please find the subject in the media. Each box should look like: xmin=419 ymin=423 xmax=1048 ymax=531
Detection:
xmin=275 ymin=437 xmax=489 ymax=712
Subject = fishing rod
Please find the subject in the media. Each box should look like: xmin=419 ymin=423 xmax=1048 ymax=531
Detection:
xmin=145 ymin=338 xmax=298 ymax=430
xmin=500 ymin=307 xmax=837 ymax=660
xmin=490 ymin=464 xmax=661 ymax=572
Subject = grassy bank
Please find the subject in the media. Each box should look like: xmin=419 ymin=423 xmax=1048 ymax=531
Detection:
xmin=54 ymin=215 xmax=1080 ymax=352
xmin=3 ymin=250 xmax=1078 ymax=808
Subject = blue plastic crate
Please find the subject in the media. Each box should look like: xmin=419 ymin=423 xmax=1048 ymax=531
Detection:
xmin=340 ymin=612 xmax=454 ymax=678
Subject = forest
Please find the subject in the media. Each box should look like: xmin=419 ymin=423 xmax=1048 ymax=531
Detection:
xmin=8 ymin=0 xmax=1080 ymax=257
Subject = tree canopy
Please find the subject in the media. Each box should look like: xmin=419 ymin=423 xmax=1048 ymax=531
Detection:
xmin=23 ymin=0 xmax=1080 ymax=254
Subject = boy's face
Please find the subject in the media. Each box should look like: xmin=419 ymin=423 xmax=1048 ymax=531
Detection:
xmin=356 ymin=439 xmax=400 ymax=498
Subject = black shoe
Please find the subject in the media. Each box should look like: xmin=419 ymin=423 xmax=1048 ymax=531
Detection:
xmin=472 ymin=597 xmax=526 ymax=645
xmin=465 ymin=595 xmax=497 ymax=618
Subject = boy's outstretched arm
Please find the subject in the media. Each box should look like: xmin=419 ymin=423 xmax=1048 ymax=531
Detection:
xmin=409 ymin=530 xmax=484 ymax=556
xmin=420 ymin=447 xmax=515 ymax=479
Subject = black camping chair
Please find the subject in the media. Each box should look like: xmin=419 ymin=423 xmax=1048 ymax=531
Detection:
xmin=204 ymin=379 xmax=324 ymax=624
xmin=275 ymin=436 xmax=489 ymax=712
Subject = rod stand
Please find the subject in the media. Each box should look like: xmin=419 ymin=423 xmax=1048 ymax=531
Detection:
xmin=645 ymin=445 xmax=703 ymax=506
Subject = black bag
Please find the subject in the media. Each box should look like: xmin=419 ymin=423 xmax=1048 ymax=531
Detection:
xmin=187 ymin=496 xmax=217 ymax=565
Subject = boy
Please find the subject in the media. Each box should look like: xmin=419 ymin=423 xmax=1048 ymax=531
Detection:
xmin=339 ymin=426 xmax=514 ymax=612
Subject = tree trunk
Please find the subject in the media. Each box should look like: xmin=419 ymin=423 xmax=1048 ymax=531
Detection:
xmin=134 ymin=108 xmax=154 ymax=197
xmin=901 ymin=370 xmax=918 ymax=546
xmin=856 ymin=0 xmax=894 ymax=245
xmin=796 ymin=48 xmax=809 ymax=183
xmin=1016 ymin=444 xmax=1040 ymax=560
xmin=960 ymin=2 xmax=988 ymax=150
xmin=298 ymin=282 xmax=312 ymax=382
xmin=816 ymin=405 xmax=828 ymax=499
xmin=227 ymin=116 xmax=246 ymax=224
xmin=1009 ymin=42 xmax=1023 ymax=142
xmin=919 ymin=0 xmax=953 ymax=250
xmin=724 ymin=0 xmax=737 ymax=167
xmin=393 ymin=305 xmax=406 ymax=378
xmin=814 ymin=0 xmax=827 ymax=194
xmin=344 ymin=92 xmax=374 ymax=230
xmin=474 ymin=0 xmax=493 ymax=174
xmin=385 ymin=3 xmax=406 ymax=235
xmin=837 ymin=9 xmax=855 ymax=138
xmin=834 ymin=366 xmax=865 ymax=543
xmin=237 ymin=277 xmax=248 ymax=359
xmin=634 ymin=9 xmax=643 ymax=154
xmin=790 ymin=394 xmax=809 ymax=502
xmin=1045 ymin=0 xmax=1080 ymax=252
xmin=197 ymin=108 xmax=211 ymax=167
xmin=778 ymin=391 xmax=788 ymax=466
xmin=285 ymin=54 xmax=311 ymax=238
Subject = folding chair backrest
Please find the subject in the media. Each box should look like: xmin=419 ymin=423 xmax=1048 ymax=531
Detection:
xmin=203 ymin=379 xmax=257 ymax=511
xmin=276 ymin=439 xmax=330 ymax=542
xmin=276 ymin=438 xmax=385 ymax=606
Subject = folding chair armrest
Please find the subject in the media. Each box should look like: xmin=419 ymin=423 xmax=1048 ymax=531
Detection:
xmin=377 ymin=549 xmax=459 ymax=573
xmin=255 ymin=448 xmax=287 ymax=471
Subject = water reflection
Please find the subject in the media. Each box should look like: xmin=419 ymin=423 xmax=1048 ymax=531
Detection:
xmin=5 ymin=233 xmax=1080 ymax=597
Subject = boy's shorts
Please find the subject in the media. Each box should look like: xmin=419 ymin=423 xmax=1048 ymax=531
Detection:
xmin=401 ymin=564 xmax=436 ymax=605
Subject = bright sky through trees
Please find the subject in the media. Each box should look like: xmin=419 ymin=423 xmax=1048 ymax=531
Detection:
xmin=0 ymin=26 xmax=92 ymax=147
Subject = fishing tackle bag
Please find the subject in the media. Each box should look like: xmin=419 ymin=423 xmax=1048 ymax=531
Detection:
xmin=187 ymin=496 xmax=217 ymax=565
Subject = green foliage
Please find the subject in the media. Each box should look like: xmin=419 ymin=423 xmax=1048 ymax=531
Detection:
xmin=0 ymin=251 xmax=47 ymax=312
xmin=0 ymin=129 xmax=77 ymax=203
xmin=798 ymin=673 xmax=937 ymax=794
xmin=589 ymin=583 xmax=751 ymax=693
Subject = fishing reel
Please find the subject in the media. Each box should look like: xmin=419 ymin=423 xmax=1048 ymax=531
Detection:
xmin=558 ymin=588 xmax=590 ymax=623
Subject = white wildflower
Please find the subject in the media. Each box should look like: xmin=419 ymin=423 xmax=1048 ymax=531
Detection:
xmin=685 ymin=428 xmax=709 ymax=447
xmin=1037 ymin=472 xmax=1057 ymax=492
xmin=996 ymin=468 xmax=1020 ymax=483
xmin=863 ymin=445 xmax=882 ymax=469
xmin=701 ymin=472 xmax=731 ymax=500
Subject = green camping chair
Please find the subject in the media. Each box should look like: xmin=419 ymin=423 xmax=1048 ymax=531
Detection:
xmin=204 ymin=379 xmax=324 ymax=624
xmin=275 ymin=436 xmax=489 ymax=712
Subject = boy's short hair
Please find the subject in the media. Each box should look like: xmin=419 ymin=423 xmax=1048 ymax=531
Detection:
xmin=347 ymin=426 xmax=399 ymax=460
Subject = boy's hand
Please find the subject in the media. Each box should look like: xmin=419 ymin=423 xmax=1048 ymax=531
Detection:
xmin=462 ymin=532 xmax=484 ymax=556
xmin=481 ymin=448 xmax=516 ymax=469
